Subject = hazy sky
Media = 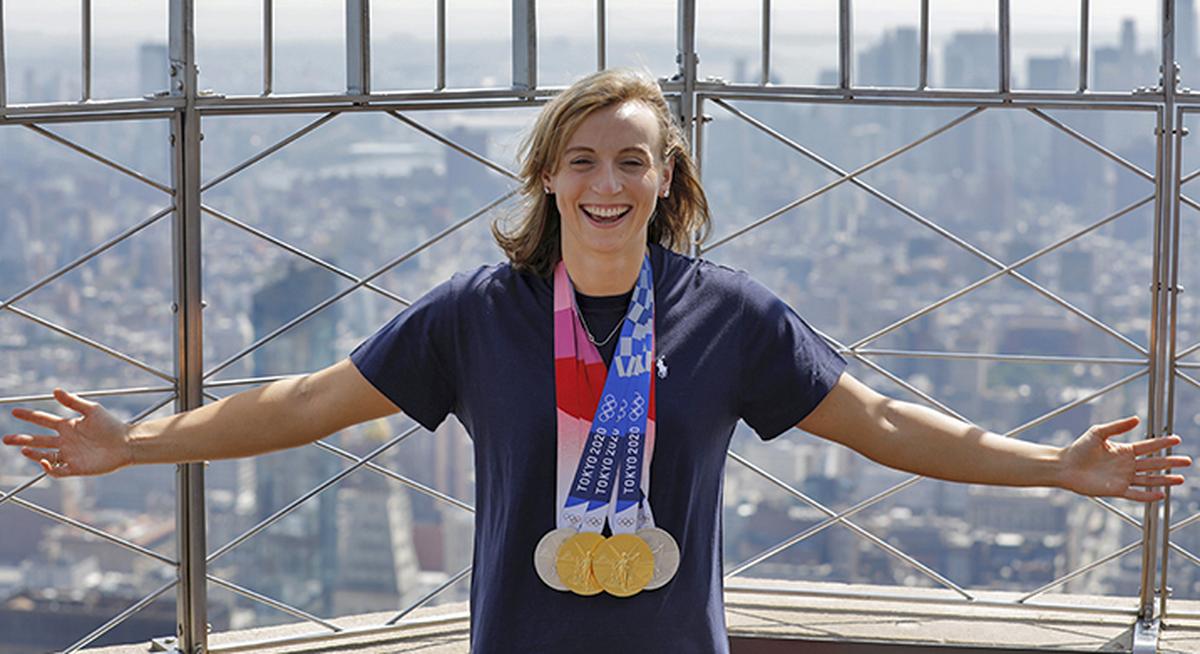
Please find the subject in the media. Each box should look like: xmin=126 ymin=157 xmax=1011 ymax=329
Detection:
xmin=2 ymin=1 xmax=1163 ymax=43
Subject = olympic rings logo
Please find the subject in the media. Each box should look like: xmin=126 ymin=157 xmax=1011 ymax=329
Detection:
xmin=598 ymin=395 xmax=617 ymax=422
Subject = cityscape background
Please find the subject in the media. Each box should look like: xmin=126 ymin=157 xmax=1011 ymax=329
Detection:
xmin=3 ymin=2 xmax=1200 ymax=652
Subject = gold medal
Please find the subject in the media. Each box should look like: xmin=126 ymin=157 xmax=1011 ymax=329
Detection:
xmin=556 ymin=532 xmax=605 ymax=596
xmin=591 ymin=533 xmax=655 ymax=598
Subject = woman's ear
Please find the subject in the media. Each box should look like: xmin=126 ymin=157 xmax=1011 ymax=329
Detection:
xmin=541 ymin=171 xmax=553 ymax=194
xmin=660 ymin=156 xmax=675 ymax=196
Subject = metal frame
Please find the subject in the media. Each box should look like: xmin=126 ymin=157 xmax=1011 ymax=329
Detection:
xmin=0 ymin=1 xmax=1192 ymax=653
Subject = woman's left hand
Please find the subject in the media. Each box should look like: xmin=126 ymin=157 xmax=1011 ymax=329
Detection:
xmin=1058 ymin=416 xmax=1191 ymax=502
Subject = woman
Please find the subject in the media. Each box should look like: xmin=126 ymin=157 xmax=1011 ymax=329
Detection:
xmin=2 ymin=69 xmax=1192 ymax=653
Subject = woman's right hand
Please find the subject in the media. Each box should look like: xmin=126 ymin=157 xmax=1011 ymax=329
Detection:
xmin=2 ymin=388 xmax=134 ymax=478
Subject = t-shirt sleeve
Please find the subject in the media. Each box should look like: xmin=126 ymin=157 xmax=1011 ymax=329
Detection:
xmin=349 ymin=277 xmax=459 ymax=432
xmin=737 ymin=273 xmax=847 ymax=441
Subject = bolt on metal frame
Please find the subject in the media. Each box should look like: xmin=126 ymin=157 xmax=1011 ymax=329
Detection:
xmin=0 ymin=0 xmax=1193 ymax=652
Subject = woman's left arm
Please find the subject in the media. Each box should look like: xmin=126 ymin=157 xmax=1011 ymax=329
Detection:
xmin=797 ymin=372 xmax=1191 ymax=502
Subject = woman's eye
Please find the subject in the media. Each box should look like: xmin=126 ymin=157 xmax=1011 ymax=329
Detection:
xmin=570 ymin=159 xmax=592 ymax=165
xmin=623 ymin=160 xmax=646 ymax=167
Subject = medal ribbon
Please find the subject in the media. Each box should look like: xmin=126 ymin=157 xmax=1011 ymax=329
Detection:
xmin=554 ymin=256 xmax=656 ymax=534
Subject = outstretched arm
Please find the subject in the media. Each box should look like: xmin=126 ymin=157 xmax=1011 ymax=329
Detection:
xmin=3 ymin=358 xmax=399 ymax=477
xmin=797 ymin=372 xmax=1190 ymax=502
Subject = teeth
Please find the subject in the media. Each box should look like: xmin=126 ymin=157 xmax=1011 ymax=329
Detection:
xmin=584 ymin=206 xmax=629 ymax=218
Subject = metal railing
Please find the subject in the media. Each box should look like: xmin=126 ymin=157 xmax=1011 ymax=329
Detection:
xmin=0 ymin=1 xmax=1193 ymax=653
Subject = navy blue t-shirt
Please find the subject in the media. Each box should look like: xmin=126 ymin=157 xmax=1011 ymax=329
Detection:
xmin=350 ymin=244 xmax=846 ymax=653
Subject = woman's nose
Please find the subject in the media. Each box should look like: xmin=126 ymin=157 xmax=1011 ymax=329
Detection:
xmin=590 ymin=164 xmax=623 ymax=194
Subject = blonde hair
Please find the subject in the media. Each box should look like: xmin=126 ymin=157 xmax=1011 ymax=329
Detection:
xmin=492 ymin=68 xmax=712 ymax=277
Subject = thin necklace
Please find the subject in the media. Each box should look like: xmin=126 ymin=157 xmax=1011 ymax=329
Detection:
xmin=577 ymin=309 xmax=623 ymax=348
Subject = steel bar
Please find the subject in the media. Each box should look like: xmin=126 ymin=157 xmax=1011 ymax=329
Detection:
xmin=847 ymin=194 xmax=1155 ymax=353
xmin=1 ymin=108 xmax=178 ymax=126
xmin=24 ymin=124 xmax=173 ymax=193
xmin=62 ymin=579 xmax=178 ymax=654
xmin=346 ymin=0 xmax=371 ymax=95
xmin=81 ymin=0 xmax=92 ymax=101
xmin=1079 ymin=0 xmax=1090 ymax=92
xmin=760 ymin=0 xmax=770 ymax=85
xmin=3 ymin=304 xmax=174 ymax=382
xmin=206 ymin=424 xmax=423 ymax=565
xmin=6 ymin=495 xmax=176 ymax=565
xmin=845 ymin=349 xmax=1145 ymax=366
xmin=0 ymin=0 xmax=6 ymax=109
xmin=729 ymin=451 xmax=973 ymax=599
xmin=436 ymin=0 xmax=446 ymax=89
xmin=711 ymin=98 xmax=1147 ymax=355
xmin=203 ymin=374 xmax=295 ymax=388
xmin=263 ymin=0 xmax=273 ymax=95
xmin=203 ymin=189 xmax=517 ymax=380
xmin=703 ymin=107 xmax=986 ymax=253
xmin=0 ymin=474 xmax=43 ymax=508
xmin=695 ymin=84 xmax=1163 ymax=107
xmin=0 ymin=384 xmax=174 ymax=406
xmin=999 ymin=0 xmax=1011 ymax=93
xmin=200 ymin=203 xmax=412 ymax=306
xmin=0 ymin=206 xmax=173 ymax=315
xmin=1178 ymin=341 xmax=1200 ymax=360
xmin=919 ymin=0 xmax=929 ymax=89
xmin=168 ymin=0 xmax=207 ymax=648
xmin=211 ymin=611 xmax=470 ymax=653
xmin=513 ymin=0 xmax=536 ymax=93
xmin=385 ymin=565 xmax=473 ymax=625
xmin=813 ymin=326 xmax=969 ymax=421
xmin=725 ymin=475 xmax=926 ymax=579
xmin=1021 ymin=541 xmax=1139 ymax=602
xmin=208 ymin=575 xmax=341 ymax=631
xmin=1160 ymin=103 xmax=1187 ymax=618
xmin=201 ymin=113 xmax=338 ymax=192
xmin=1178 ymin=362 xmax=1200 ymax=370
xmin=198 ymin=98 xmax=546 ymax=118
xmin=1028 ymin=108 xmax=1152 ymax=182
xmin=312 ymin=440 xmax=474 ymax=514
xmin=386 ymin=111 xmax=519 ymax=179
xmin=1002 ymin=369 xmax=1148 ymax=440
xmin=596 ymin=0 xmax=606 ymax=71
xmin=676 ymin=0 xmax=698 ymax=145
xmin=1178 ymin=370 xmax=1200 ymax=391
xmin=722 ymin=580 xmax=1139 ymax=617
xmin=837 ymin=0 xmax=851 ymax=90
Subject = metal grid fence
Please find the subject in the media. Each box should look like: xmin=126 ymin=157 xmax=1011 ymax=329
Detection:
xmin=0 ymin=1 xmax=1193 ymax=653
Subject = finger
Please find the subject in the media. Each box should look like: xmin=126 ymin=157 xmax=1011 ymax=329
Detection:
xmin=1122 ymin=488 xmax=1166 ymax=503
xmin=21 ymin=447 xmax=56 ymax=466
xmin=37 ymin=457 xmax=70 ymax=479
xmin=1092 ymin=416 xmax=1141 ymax=440
xmin=1130 ymin=474 xmax=1186 ymax=487
xmin=1131 ymin=435 xmax=1184 ymax=456
xmin=2 ymin=434 xmax=61 ymax=449
xmin=54 ymin=388 xmax=98 ymax=416
xmin=10 ymin=408 xmax=65 ymax=430
xmin=1134 ymin=455 xmax=1193 ymax=472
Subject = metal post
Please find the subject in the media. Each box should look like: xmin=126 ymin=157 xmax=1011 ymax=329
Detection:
xmin=512 ymin=0 xmax=536 ymax=93
xmin=597 ymin=0 xmax=606 ymax=71
xmin=998 ymin=0 xmax=1011 ymax=93
xmin=1079 ymin=0 xmax=1090 ymax=92
xmin=1134 ymin=4 xmax=1176 ymax=647
xmin=82 ymin=0 xmax=92 ymax=101
xmin=918 ymin=0 xmax=929 ymax=90
xmin=760 ymin=0 xmax=770 ymax=85
xmin=169 ymin=0 xmax=207 ymax=652
xmin=1158 ymin=104 xmax=1185 ymax=620
xmin=346 ymin=0 xmax=371 ymax=95
xmin=676 ymin=0 xmax=698 ymax=145
xmin=263 ymin=0 xmax=273 ymax=95
xmin=838 ymin=0 xmax=851 ymax=90
xmin=0 ymin=0 xmax=7 ymax=110
xmin=436 ymin=0 xmax=446 ymax=89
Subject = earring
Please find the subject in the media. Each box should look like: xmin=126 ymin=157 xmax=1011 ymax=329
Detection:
xmin=662 ymin=189 xmax=670 ymax=198
xmin=544 ymin=186 xmax=552 ymax=195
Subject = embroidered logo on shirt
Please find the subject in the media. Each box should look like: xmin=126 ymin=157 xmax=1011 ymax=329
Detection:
xmin=656 ymin=356 xmax=668 ymax=379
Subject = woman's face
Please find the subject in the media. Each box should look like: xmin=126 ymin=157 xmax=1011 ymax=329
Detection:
xmin=543 ymin=101 xmax=673 ymax=266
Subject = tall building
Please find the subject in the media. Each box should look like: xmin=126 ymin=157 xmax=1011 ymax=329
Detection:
xmin=857 ymin=27 xmax=918 ymax=88
xmin=943 ymin=32 xmax=997 ymax=89
xmin=246 ymin=261 xmax=343 ymax=618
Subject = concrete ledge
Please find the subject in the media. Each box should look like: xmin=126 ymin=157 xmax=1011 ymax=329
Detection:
xmin=81 ymin=582 xmax=1200 ymax=653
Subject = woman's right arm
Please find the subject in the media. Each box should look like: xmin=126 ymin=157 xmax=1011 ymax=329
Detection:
xmin=2 ymin=358 xmax=400 ymax=477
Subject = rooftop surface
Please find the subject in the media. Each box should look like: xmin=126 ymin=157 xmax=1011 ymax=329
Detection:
xmin=81 ymin=581 xmax=1200 ymax=654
